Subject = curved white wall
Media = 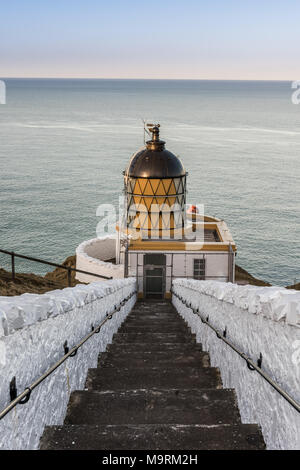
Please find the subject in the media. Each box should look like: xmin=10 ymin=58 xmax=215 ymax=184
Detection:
xmin=172 ymin=279 xmax=300 ymax=450
xmin=0 ymin=278 xmax=136 ymax=450
xmin=76 ymin=235 xmax=124 ymax=283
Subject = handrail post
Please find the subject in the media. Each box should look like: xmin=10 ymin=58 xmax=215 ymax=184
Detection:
xmin=67 ymin=267 xmax=72 ymax=287
xmin=11 ymin=252 xmax=15 ymax=281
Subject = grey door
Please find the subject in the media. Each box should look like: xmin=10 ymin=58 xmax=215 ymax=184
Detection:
xmin=144 ymin=254 xmax=166 ymax=299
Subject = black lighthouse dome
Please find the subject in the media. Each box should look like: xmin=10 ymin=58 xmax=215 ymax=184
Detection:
xmin=126 ymin=125 xmax=185 ymax=178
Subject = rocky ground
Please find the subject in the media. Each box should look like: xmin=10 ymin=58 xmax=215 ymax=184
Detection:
xmin=286 ymin=281 xmax=300 ymax=290
xmin=0 ymin=256 xmax=297 ymax=296
xmin=234 ymin=265 xmax=271 ymax=287
xmin=0 ymin=255 xmax=79 ymax=296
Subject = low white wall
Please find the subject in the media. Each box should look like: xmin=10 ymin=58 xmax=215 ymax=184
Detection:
xmin=0 ymin=278 xmax=136 ymax=450
xmin=76 ymin=235 xmax=124 ymax=283
xmin=172 ymin=279 xmax=300 ymax=450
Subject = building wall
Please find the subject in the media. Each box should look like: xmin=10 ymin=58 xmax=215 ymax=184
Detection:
xmin=0 ymin=278 xmax=136 ymax=449
xmin=172 ymin=252 xmax=230 ymax=280
xmin=128 ymin=250 xmax=232 ymax=296
xmin=76 ymin=236 xmax=124 ymax=282
xmin=172 ymin=278 xmax=300 ymax=450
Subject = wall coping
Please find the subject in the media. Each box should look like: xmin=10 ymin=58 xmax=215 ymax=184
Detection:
xmin=173 ymin=279 xmax=300 ymax=327
xmin=76 ymin=235 xmax=121 ymax=271
xmin=0 ymin=278 xmax=136 ymax=338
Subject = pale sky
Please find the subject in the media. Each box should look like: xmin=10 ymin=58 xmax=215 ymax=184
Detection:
xmin=1 ymin=0 xmax=299 ymax=80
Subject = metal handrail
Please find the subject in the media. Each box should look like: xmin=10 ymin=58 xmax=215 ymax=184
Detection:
xmin=172 ymin=290 xmax=300 ymax=414
xmin=0 ymin=248 xmax=113 ymax=284
xmin=0 ymin=291 xmax=136 ymax=420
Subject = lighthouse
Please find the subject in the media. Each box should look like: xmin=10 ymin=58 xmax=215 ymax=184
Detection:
xmin=76 ymin=124 xmax=236 ymax=297
xmin=116 ymin=124 xmax=236 ymax=299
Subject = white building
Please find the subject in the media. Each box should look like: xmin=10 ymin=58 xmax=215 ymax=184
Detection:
xmin=76 ymin=124 xmax=236 ymax=298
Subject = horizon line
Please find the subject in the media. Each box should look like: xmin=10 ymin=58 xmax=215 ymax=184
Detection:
xmin=0 ymin=77 xmax=294 ymax=82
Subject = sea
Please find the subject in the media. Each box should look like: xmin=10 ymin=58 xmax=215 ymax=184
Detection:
xmin=0 ymin=79 xmax=299 ymax=286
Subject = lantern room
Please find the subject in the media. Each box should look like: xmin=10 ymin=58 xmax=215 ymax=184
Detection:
xmin=123 ymin=125 xmax=187 ymax=239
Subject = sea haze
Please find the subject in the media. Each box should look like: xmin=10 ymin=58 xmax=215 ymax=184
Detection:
xmin=0 ymin=79 xmax=299 ymax=286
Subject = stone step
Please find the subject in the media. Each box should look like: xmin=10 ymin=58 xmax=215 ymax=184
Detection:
xmin=123 ymin=315 xmax=184 ymax=320
xmin=124 ymin=315 xmax=185 ymax=322
xmin=106 ymin=342 xmax=203 ymax=353
xmin=128 ymin=310 xmax=178 ymax=315
xmin=133 ymin=302 xmax=174 ymax=305
xmin=121 ymin=325 xmax=187 ymax=332
xmin=98 ymin=350 xmax=210 ymax=368
xmin=86 ymin=366 xmax=222 ymax=390
xmin=113 ymin=332 xmax=195 ymax=344
xmin=64 ymin=388 xmax=240 ymax=426
xmin=123 ymin=322 xmax=182 ymax=328
xmin=126 ymin=316 xmax=180 ymax=322
xmin=40 ymin=423 xmax=266 ymax=450
xmin=131 ymin=304 xmax=174 ymax=310
xmin=128 ymin=308 xmax=177 ymax=314
xmin=118 ymin=325 xmax=190 ymax=333
xmin=130 ymin=304 xmax=177 ymax=315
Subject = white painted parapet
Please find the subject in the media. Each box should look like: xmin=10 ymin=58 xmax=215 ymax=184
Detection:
xmin=0 ymin=278 xmax=136 ymax=450
xmin=76 ymin=235 xmax=124 ymax=283
xmin=172 ymin=279 xmax=300 ymax=450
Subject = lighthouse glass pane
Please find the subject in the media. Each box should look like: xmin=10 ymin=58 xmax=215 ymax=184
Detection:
xmin=133 ymin=179 xmax=143 ymax=194
xmin=156 ymin=181 xmax=166 ymax=195
xmin=162 ymin=179 xmax=172 ymax=193
xmin=150 ymin=179 xmax=160 ymax=194
xmin=143 ymin=180 xmax=153 ymax=195
xmin=167 ymin=180 xmax=176 ymax=194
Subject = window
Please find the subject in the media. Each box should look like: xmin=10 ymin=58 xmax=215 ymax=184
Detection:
xmin=193 ymin=258 xmax=205 ymax=280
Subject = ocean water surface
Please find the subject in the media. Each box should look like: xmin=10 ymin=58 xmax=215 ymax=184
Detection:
xmin=0 ymin=79 xmax=299 ymax=286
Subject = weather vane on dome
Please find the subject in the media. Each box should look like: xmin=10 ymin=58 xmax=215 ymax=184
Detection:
xmin=142 ymin=120 xmax=161 ymax=145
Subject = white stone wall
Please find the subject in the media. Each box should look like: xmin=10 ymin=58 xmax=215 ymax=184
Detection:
xmin=76 ymin=235 xmax=124 ymax=282
xmin=172 ymin=279 xmax=300 ymax=450
xmin=0 ymin=278 xmax=136 ymax=450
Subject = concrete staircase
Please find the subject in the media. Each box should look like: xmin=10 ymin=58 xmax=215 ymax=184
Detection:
xmin=40 ymin=300 xmax=265 ymax=450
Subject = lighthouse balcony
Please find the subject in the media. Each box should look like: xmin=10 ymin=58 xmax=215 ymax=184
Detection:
xmin=75 ymin=235 xmax=124 ymax=283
